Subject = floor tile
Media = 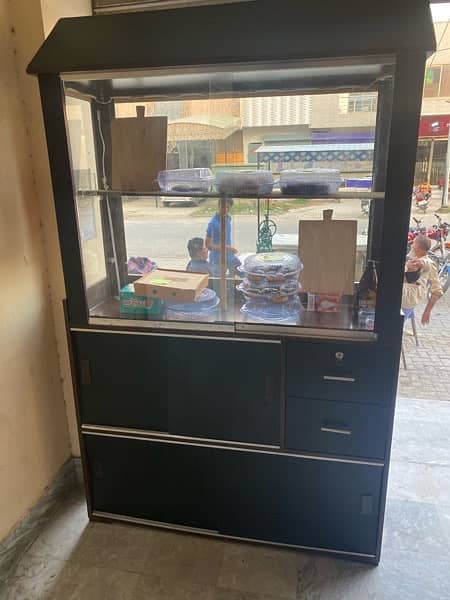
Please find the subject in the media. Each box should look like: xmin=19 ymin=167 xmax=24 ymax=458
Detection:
xmin=395 ymin=397 xmax=450 ymax=424
xmin=218 ymin=543 xmax=302 ymax=600
xmin=296 ymin=547 xmax=450 ymax=600
xmin=48 ymin=561 xmax=139 ymax=600
xmin=1 ymin=553 xmax=66 ymax=600
xmin=143 ymin=530 xmax=225 ymax=585
xmin=27 ymin=492 xmax=88 ymax=561
xmin=387 ymin=460 xmax=450 ymax=504
xmin=382 ymin=499 xmax=450 ymax=555
xmin=133 ymin=574 xmax=216 ymax=600
xmin=390 ymin=419 xmax=449 ymax=466
xmin=71 ymin=520 xmax=157 ymax=574
xmin=215 ymin=587 xmax=287 ymax=600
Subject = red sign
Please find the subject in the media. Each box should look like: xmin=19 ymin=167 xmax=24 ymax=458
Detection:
xmin=419 ymin=115 xmax=450 ymax=138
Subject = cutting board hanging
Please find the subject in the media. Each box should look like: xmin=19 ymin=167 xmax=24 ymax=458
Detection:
xmin=298 ymin=209 xmax=357 ymax=295
xmin=111 ymin=106 xmax=167 ymax=192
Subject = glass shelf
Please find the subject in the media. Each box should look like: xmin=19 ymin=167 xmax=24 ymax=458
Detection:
xmin=77 ymin=189 xmax=385 ymax=201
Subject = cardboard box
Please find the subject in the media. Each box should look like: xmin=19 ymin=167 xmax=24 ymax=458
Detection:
xmin=134 ymin=269 xmax=208 ymax=303
xmin=120 ymin=284 xmax=162 ymax=318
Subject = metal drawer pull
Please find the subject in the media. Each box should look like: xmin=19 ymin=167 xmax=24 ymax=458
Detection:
xmin=323 ymin=375 xmax=355 ymax=383
xmin=321 ymin=426 xmax=352 ymax=436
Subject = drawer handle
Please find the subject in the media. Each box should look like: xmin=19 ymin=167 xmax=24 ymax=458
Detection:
xmin=320 ymin=426 xmax=352 ymax=436
xmin=323 ymin=375 xmax=355 ymax=383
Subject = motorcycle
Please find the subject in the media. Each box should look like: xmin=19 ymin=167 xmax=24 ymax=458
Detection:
xmin=413 ymin=186 xmax=431 ymax=213
xmin=430 ymin=213 xmax=450 ymax=261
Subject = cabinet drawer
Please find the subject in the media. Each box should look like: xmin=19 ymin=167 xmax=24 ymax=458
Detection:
xmin=285 ymin=397 xmax=390 ymax=460
xmin=287 ymin=341 xmax=395 ymax=403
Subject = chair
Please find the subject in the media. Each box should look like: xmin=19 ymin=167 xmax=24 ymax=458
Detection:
xmin=403 ymin=307 xmax=419 ymax=347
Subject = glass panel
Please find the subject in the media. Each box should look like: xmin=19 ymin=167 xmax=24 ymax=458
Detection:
xmin=64 ymin=57 xmax=394 ymax=335
xmin=66 ymin=96 xmax=108 ymax=304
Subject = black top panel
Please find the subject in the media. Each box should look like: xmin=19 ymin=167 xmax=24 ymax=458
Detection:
xmin=28 ymin=0 xmax=435 ymax=76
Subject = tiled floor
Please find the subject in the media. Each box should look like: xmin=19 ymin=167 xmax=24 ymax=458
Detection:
xmin=398 ymin=283 xmax=450 ymax=401
xmin=1 ymin=396 xmax=449 ymax=600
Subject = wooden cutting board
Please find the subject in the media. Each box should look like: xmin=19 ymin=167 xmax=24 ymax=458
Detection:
xmin=111 ymin=106 xmax=167 ymax=192
xmin=298 ymin=209 xmax=357 ymax=295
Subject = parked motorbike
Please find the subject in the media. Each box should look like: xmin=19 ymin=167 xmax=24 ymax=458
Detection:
xmin=430 ymin=213 xmax=450 ymax=261
xmin=413 ymin=186 xmax=431 ymax=213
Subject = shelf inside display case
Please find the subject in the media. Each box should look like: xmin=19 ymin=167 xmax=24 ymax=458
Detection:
xmin=77 ymin=190 xmax=384 ymax=201
xmin=87 ymin=295 xmax=377 ymax=341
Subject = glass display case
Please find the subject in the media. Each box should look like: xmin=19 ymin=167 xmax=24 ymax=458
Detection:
xmin=28 ymin=0 xmax=434 ymax=565
xmin=63 ymin=58 xmax=394 ymax=337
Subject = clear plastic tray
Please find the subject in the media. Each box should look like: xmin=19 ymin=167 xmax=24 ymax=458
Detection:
xmin=165 ymin=307 xmax=219 ymax=322
xmin=165 ymin=288 xmax=219 ymax=312
xmin=157 ymin=168 xmax=214 ymax=193
xmin=215 ymin=170 xmax=274 ymax=196
xmin=239 ymin=252 xmax=302 ymax=280
xmin=241 ymin=297 xmax=303 ymax=323
xmin=279 ymin=169 xmax=342 ymax=195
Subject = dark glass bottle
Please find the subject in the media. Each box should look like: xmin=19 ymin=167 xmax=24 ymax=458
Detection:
xmin=355 ymin=260 xmax=378 ymax=328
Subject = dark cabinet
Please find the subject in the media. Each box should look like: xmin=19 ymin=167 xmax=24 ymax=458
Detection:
xmin=287 ymin=341 xmax=395 ymax=404
xmin=167 ymin=338 xmax=282 ymax=445
xmin=85 ymin=434 xmax=382 ymax=556
xmin=85 ymin=434 xmax=219 ymax=531
xmin=73 ymin=332 xmax=169 ymax=431
xmin=219 ymin=449 xmax=382 ymax=556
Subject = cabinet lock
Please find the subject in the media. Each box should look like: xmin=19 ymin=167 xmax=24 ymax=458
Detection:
xmin=334 ymin=351 xmax=344 ymax=365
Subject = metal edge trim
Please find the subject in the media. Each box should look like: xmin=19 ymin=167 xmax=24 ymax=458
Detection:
xmin=73 ymin=324 xmax=376 ymax=343
xmin=88 ymin=317 xmax=235 ymax=334
xmin=61 ymin=55 xmax=395 ymax=82
xmin=93 ymin=0 xmax=255 ymax=16
xmin=82 ymin=430 xmax=384 ymax=467
xmin=235 ymin=323 xmax=378 ymax=342
xmin=91 ymin=511 xmax=376 ymax=559
xmin=71 ymin=326 xmax=282 ymax=344
xmin=82 ymin=424 xmax=280 ymax=449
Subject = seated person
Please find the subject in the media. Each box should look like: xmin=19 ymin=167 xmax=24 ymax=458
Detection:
xmin=402 ymin=235 xmax=443 ymax=325
xmin=186 ymin=237 xmax=214 ymax=276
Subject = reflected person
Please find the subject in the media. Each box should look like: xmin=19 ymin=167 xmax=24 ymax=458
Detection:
xmin=205 ymin=198 xmax=241 ymax=276
xmin=186 ymin=237 xmax=214 ymax=276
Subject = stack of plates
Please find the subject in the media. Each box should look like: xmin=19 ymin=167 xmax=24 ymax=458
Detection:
xmin=237 ymin=252 xmax=303 ymax=323
xmin=165 ymin=288 xmax=220 ymax=322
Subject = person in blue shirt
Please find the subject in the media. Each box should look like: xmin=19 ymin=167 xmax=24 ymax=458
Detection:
xmin=205 ymin=198 xmax=241 ymax=276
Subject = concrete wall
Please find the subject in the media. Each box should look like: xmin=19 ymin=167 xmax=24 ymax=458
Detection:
xmin=310 ymin=93 xmax=377 ymax=129
xmin=0 ymin=0 xmax=72 ymax=541
xmin=41 ymin=0 xmax=92 ymax=36
xmin=0 ymin=0 xmax=92 ymax=542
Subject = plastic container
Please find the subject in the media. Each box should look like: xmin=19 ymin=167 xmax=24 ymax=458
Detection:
xmin=165 ymin=288 xmax=220 ymax=322
xmin=215 ymin=170 xmax=274 ymax=196
xmin=279 ymin=169 xmax=342 ymax=196
xmin=157 ymin=168 xmax=214 ymax=193
xmin=239 ymin=252 xmax=302 ymax=281
xmin=241 ymin=297 xmax=303 ymax=324
xmin=238 ymin=278 xmax=300 ymax=298
xmin=164 ymin=287 xmax=219 ymax=312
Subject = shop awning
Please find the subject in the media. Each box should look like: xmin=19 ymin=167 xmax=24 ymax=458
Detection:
xmin=255 ymin=143 xmax=374 ymax=163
